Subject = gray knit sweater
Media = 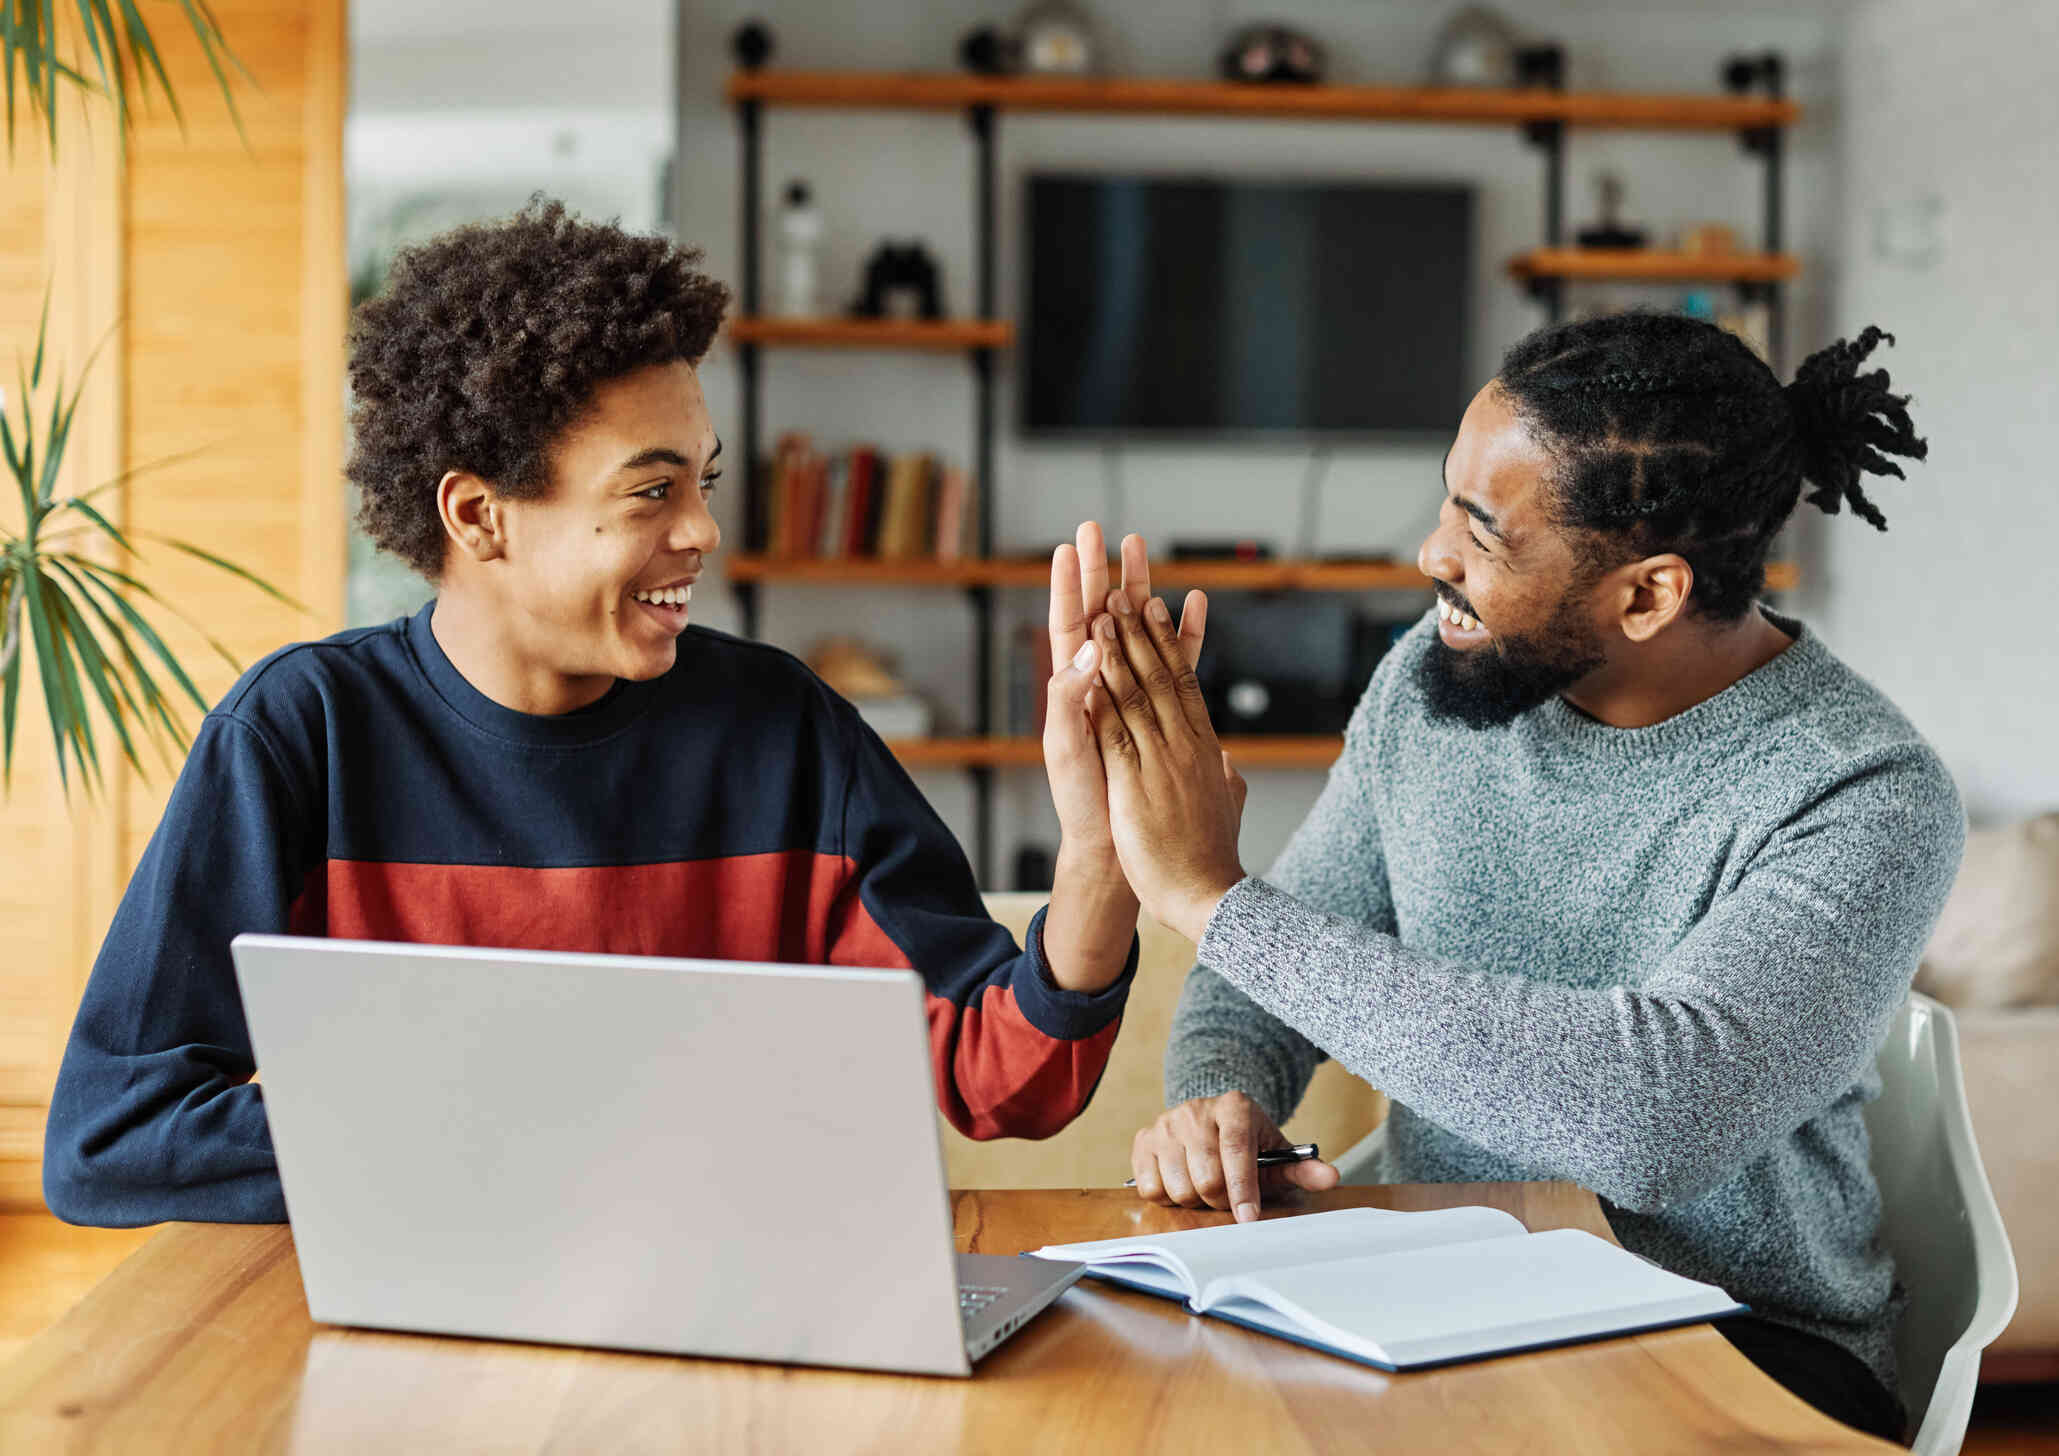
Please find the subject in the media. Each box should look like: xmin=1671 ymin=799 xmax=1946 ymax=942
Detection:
xmin=1166 ymin=606 xmax=1964 ymax=1399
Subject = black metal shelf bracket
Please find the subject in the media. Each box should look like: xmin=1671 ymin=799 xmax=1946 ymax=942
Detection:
xmin=1724 ymin=50 xmax=1788 ymax=372
xmin=967 ymin=102 xmax=1000 ymax=884
xmin=1517 ymin=44 xmax=1569 ymax=326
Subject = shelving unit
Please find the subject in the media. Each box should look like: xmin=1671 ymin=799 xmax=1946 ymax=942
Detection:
xmin=729 ymin=555 xmax=1800 ymax=594
xmin=727 ymin=49 xmax=1800 ymax=881
xmin=1507 ymin=248 xmax=1800 ymax=286
xmin=725 ymin=317 xmax=1015 ymax=350
xmin=885 ymin=734 xmax=1347 ymax=770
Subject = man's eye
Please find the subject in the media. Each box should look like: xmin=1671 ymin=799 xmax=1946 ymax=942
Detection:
xmin=699 ymin=471 xmax=722 ymax=495
xmin=638 ymin=480 xmax=671 ymax=501
xmin=1468 ymin=529 xmax=1489 ymax=552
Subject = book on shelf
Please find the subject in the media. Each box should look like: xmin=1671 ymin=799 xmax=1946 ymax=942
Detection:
xmin=1026 ymin=1205 xmax=1746 ymax=1373
xmin=757 ymin=440 xmax=972 ymax=562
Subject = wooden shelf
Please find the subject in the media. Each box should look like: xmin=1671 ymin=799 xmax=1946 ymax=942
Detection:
xmin=727 ymin=555 xmax=1436 ymax=591
xmin=726 ymin=317 xmax=1014 ymax=351
xmin=731 ymin=556 xmax=1802 ymax=593
xmin=885 ymin=734 xmax=1346 ymax=770
xmin=1508 ymin=249 xmax=1801 ymax=285
xmin=727 ymin=71 xmax=1800 ymax=132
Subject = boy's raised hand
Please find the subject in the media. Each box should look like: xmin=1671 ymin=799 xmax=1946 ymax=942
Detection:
xmin=1043 ymin=523 xmax=1207 ymax=863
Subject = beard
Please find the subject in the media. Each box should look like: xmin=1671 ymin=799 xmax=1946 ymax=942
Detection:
xmin=1417 ymin=587 xmax=1609 ymax=730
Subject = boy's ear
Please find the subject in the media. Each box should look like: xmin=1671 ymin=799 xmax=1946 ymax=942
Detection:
xmin=437 ymin=470 xmax=506 ymax=564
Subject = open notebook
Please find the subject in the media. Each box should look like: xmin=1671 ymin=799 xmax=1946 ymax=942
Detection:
xmin=1027 ymin=1206 xmax=1747 ymax=1372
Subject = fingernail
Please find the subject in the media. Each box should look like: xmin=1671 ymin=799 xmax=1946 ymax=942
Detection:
xmin=1072 ymin=640 xmax=1096 ymax=671
xmin=1235 ymin=1202 xmax=1258 ymax=1223
xmin=1146 ymin=597 xmax=1170 ymax=627
xmin=1111 ymin=590 xmax=1133 ymax=616
xmin=1097 ymin=617 xmax=1116 ymax=641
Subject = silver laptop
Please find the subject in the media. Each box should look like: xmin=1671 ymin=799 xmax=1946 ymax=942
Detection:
xmin=229 ymin=934 xmax=1084 ymax=1377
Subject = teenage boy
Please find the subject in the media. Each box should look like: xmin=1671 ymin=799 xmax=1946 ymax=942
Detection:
xmin=43 ymin=200 xmax=1178 ymax=1226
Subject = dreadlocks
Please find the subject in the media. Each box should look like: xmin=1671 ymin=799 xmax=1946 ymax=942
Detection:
xmin=1495 ymin=313 xmax=1927 ymax=620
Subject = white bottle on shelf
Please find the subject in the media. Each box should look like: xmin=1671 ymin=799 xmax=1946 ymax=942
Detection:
xmin=776 ymin=180 xmax=823 ymax=318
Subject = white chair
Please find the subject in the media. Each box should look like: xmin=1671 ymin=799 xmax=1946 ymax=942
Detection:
xmin=1865 ymin=991 xmax=2019 ymax=1455
xmin=1330 ymin=991 xmax=2019 ymax=1452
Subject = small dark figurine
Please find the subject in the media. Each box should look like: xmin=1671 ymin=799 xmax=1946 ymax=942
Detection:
xmin=1574 ymin=174 xmax=1649 ymax=251
xmin=730 ymin=20 xmax=774 ymax=71
xmin=851 ymin=242 xmax=945 ymax=320
xmin=1220 ymin=24 xmax=1326 ymax=84
xmin=959 ymin=24 xmax=1020 ymax=75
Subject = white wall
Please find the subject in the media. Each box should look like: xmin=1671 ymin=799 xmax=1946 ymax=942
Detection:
xmin=1801 ymin=0 xmax=2058 ymax=826
xmin=673 ymin=0 xmax=1846 ymax=880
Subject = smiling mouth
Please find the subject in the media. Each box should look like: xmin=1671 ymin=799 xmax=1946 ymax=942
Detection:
xmin=630 ymin=583 xmax=693 ymax=612
xmin=1436 ymin=596 xmax=1485 ymax=635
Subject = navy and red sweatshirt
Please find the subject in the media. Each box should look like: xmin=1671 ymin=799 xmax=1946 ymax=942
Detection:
xmin=43 ymin=602 xmax=1136 ymax=1227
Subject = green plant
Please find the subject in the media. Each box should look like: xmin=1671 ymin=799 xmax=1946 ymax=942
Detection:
xmin=2 ymin=0 xmax=246 ymax=154
xmin=1 ymin=295 xmax=302 ymax=792
xmin=2 ymin=1 xmax=288 ymax=795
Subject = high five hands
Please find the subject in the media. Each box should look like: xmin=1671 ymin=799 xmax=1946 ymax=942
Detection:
xmin=1060 ymin=528 xmax=1250 ymax=947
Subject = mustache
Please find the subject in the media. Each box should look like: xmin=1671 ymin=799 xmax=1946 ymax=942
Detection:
xmin=1435 ymin=585 xmax=1479 ymax=618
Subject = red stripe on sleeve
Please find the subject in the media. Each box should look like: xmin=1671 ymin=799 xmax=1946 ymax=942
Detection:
xmin=821 ymin=889 xmax=1118 ymax=1141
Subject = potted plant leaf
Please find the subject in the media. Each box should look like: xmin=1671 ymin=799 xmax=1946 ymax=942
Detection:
xmin=3 ymin=2 xmax=296 ymax=795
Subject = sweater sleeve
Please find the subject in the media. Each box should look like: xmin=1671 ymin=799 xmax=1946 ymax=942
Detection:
xmin=828 ymin=705 xmax=1137 ymax=1141
xmin=1192 ymin=746 xmax=1964 ymax=1213
xmin=1165 ymin=683 xmax=1397 ymax=1123
xmin=43 ymin=713 xmax=317 ymax=1226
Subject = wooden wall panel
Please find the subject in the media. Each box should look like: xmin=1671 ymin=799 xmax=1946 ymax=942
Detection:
xmin=0 ymin=0 xmax=346 ymax=1210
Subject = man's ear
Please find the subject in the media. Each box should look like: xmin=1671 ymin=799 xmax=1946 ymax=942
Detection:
xmin=436 ymin=470 xmax=506 ymax=565
xmin=1616 ymin=554 xmax=1694 ymax=643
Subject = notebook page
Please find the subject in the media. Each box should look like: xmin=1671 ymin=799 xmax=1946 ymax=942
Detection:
xmin=1208 ymin=1228 xmax=1742 ymax=1368
xmin=1030 ymin=1205 xmax=1526 ymax=1304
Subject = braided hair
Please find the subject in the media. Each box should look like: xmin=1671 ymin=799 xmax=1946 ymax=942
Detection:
xmin=1494 ymin=313 xmax=1927 ymax=621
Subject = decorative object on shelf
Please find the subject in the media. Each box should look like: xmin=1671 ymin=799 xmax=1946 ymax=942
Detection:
xmin=1721 ymin=52 xmax=1785 ymax=99
xmin=1218 ymin=24 xmax=1326 ymax=85
xmin=1170 ymin=539 xmax=1275 ymax=562
xmin=775 ymin=180 xmax=823 ymax=318
xmin=807 ymin=638 xmax=934 ymax=739
xmin=851 ymin=240 xmax=944 ymax=320
xmin=1574 ymin=173 xmax=1648 ymax=250
xmin=1015 ymin=0 xmax=1100 ymax=76
xmin=1194 ymin=595 xmax=1361 ymax=736
xmin=1674 ymin=221 xmax=1739 ymax=256
xmin=958 ymin=24 xmax=1020 ymax=75
xmin=1428 ymin=5 xmax=1519 ymax=88
xmin=1512 ymin=42 xmax=1564 ymax=90
xmin=730 ymin=20 xmax=774 ymax=71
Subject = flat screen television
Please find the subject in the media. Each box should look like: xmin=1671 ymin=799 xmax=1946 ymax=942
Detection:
xmin=1022 ymin=174 xmax=1474 ymax=438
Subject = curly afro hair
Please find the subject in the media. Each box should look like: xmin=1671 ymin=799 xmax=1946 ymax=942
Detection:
xmin=347 ymin=196 xmax=731 ymax=579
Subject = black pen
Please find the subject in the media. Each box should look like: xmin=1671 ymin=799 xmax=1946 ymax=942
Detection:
xmin=1122 ymin=1142 xmax=1319 ymax=1189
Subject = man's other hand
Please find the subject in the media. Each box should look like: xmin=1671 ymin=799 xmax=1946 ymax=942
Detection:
xmin=1129 ymin=1091 xmax=1341 ymax=1223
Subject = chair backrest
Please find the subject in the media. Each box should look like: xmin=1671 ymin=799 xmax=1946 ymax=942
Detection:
xmin=1863 ymin=992 xmax=2020 ymax=1456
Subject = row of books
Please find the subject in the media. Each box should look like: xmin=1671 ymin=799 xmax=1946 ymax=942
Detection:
xmin=760 ymin=433 xmax=977 ymax=561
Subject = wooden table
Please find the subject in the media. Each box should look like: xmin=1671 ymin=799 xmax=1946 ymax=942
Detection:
xmin=0 ymin=1184 xmax=1899 ymax=1453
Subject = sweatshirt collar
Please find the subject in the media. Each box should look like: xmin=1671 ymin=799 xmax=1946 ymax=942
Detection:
xmin=404 ymin=599 xmax=656 ymax=747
